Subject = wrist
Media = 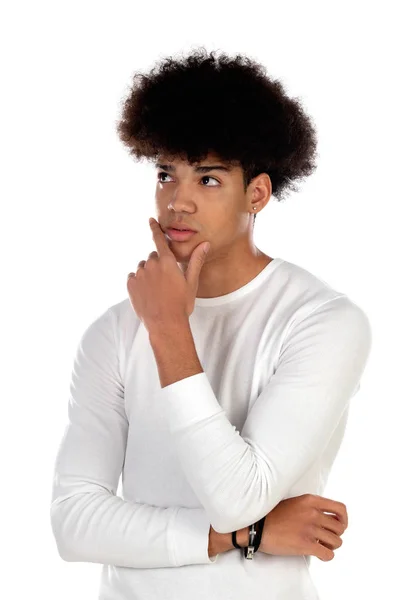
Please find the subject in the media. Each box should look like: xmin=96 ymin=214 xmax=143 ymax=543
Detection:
xmin=208 ymin=526 xmax=220 ymax=557
xmin=149 ymin=317 xmax=190 ymax=345
xmin=208 ymin=525 xmax=251 ymax=557
xmin=229 ymin=526 xmax=250 ymax=550
xmin=208 ymin=526 xmax=234 ymax=557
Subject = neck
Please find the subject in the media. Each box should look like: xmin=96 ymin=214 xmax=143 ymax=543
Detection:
xmin=180 ymin=244 xmax=273 ymax=299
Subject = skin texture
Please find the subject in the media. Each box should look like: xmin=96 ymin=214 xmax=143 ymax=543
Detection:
xmin=154 ymin=152 xmax=274 ymax=299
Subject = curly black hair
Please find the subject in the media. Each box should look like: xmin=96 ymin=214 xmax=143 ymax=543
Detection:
xmin=115 ymin=46 xmax=319 ymax=225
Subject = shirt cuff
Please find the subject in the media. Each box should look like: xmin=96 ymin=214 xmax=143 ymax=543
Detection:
xmin=170 ymin=507 xmax=219 ymax=565
xmin=160 ymin=372 xmax=224 ymax=435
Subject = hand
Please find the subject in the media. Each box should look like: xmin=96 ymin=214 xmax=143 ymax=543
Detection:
xmin=127 ymin=218 xmax=210 ymax=332
xmin=258 ymin=493 xmax=348 ymax=562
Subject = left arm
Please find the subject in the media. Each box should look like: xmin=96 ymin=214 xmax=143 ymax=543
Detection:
xmin=149 ymin=296 xmax=372 ymax=535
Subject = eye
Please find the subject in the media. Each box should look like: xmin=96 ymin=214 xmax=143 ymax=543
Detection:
xmin=157 ymin=172 xmax=220 ymax=186
xmin=201 ymin=175 xmax=220 ymax=186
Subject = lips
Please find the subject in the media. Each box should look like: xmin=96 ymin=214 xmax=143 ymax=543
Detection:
xmin=167 ymin=225 xmax=197 ymax=232
xmin=166 ymin=228 xmax=197 ymax=241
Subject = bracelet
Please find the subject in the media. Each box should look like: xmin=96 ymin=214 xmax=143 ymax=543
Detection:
xmin=245 ymin=516 xmax=265 ymax=559
xmin=231 ymin=516 xmax=266 ymax=560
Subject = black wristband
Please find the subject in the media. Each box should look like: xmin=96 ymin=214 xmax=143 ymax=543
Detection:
xmin=232 ymin=516 xmax=266 ymax=553
xmin=253 ymin=516 xmax=266 ymax=553
xmin=243 ymin=516 xmax=265 ymax=558
xmin=231 ymin=529 xmax=243 ymax=549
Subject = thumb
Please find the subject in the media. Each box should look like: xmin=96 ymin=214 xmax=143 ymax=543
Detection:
xmin=185 ymin=242 xmax=210 ymax=290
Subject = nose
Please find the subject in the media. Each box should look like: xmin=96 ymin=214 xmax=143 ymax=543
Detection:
xmin=166 ymin=182 xmax=198 ymax=214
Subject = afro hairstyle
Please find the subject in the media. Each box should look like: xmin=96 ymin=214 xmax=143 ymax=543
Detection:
xmin=115 ymin=46 xmax=319 ymax=226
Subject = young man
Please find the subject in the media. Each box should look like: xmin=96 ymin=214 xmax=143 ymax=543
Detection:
xmin=50 ymin=48 xmax=372 ymax=599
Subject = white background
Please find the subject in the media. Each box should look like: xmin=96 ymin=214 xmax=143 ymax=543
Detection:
xmin=1 ymin=0 xmax=395 ymax=598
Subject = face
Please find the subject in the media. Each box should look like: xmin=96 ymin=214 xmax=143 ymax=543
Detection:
xmin=154 ymin=152 xmax=257 ymax=265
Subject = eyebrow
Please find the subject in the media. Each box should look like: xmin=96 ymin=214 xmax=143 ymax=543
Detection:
xmin=155 ymin=162 xmax=232 ymax=174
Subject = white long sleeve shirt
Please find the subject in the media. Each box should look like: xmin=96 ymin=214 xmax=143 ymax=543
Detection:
xmin=50 ymin=256 xmax=372 ymax=600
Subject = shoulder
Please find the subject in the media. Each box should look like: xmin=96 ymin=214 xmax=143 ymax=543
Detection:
xmin=276 ymin=258 xmax=370 ymax=326
xmin=272 ymin=260 xmax=372 ymax=365
xmin=78 ymin=297 xmax=140 ymax=357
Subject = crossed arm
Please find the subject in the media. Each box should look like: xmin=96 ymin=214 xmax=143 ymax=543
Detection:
xmin=49 ymin=309 xmax=276 ymax=567
xmin=51 ymin=301 xmax=370 ymax=567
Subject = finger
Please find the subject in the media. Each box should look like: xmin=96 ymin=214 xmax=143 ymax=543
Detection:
xmin=308 ymin=538 xmax=335 ymax=562
xmin=316 ymin=544 xmax=335 ymax=562
xmin=313 ymin=525 xmax=343 ymax=551
xmin=312 ymin=496 xmax=348 ymax=528
xmin=149 ymin=219 xmax=173 ymax=258
xmin=135 ymin=260 xmax=146 ymax=275
xmin=318 ymin=512 xmax=346 ymax=536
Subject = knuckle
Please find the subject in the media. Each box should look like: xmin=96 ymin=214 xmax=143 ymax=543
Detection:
xmin=333 ymin=520 xmax=344 ymax=535
xmin=305 ymin=493 xmax=317 ymax=504
xmin=303 ymin=530 xmax=315 ymax=545
xmin=305 ymin=523 xmax=317 ymax=542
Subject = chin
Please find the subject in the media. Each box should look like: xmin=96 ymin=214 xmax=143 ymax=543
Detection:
xmin=170 ymin=248 xmax=191 ymax=263
xmin=169 ymin=240 xmax=194 ymax=251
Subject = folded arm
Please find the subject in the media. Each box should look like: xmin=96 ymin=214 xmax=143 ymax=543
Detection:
xmin=156 ymin=296 xmax=372 ymax=534
xmin=50 ymin=307 xmax=218 ymax=568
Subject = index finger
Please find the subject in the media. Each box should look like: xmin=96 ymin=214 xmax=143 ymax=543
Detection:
xmin=314 ymin=496 xmax=348 ymax=527
xmin=149 ymin=218 xmax=174 ymax=258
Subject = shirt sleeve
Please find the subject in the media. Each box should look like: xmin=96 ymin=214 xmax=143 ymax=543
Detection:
xmin=159 ymin=295 xmax=372 ymax=534
xmin=50 ymin=307 xmax=218 ymax=568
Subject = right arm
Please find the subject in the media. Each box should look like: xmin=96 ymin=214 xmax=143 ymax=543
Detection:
xmin=50 ymin=307 xmax=216 ymax=568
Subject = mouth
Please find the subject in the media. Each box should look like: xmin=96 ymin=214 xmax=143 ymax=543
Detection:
xmin=166 ymin=228 xmax=197 ymax=241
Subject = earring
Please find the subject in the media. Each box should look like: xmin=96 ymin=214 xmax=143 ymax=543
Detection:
xmin=253 ymin=207 xmax=257 ymax=210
